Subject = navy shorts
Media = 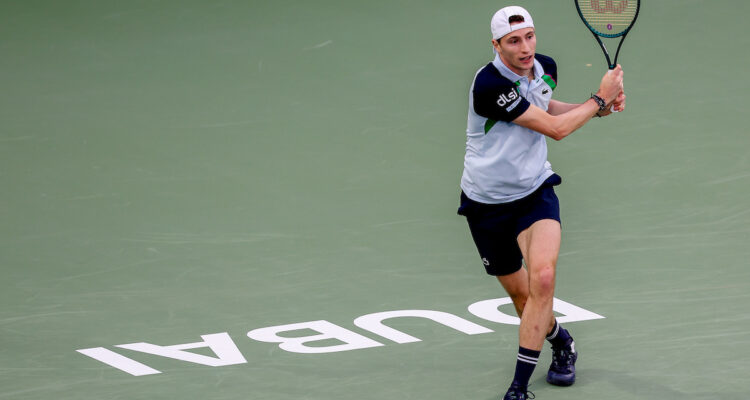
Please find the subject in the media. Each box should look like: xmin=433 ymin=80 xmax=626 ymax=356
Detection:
xmin=458 ymin=174 xmax=562 ymax=276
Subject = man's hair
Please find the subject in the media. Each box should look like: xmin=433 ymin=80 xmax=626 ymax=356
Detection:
xmin=508 ymin=15 xmax=525 ymax=24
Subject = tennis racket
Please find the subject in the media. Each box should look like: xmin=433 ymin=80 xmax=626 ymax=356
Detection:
xmin=575 ymin=0 xmax=641 ymax=70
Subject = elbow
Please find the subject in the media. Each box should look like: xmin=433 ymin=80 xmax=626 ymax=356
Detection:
xmin=548 ymin=127 xmax=570 ymax=141
xmin=550 ymin=120 xmax=577 ymax=140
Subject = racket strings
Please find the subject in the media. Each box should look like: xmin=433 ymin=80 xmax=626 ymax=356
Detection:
xmin=578 ymin=1 xmax=638 ymax=36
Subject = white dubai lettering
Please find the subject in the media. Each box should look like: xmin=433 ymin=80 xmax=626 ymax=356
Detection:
xmin=247 ymin=320 xmax=384 ymax=353
xmin=353 ymin=310 xmax=493 ymax=343
xmin=76 ymin=297 xmax=605 ymax=377
xmin=116 ymin=332 xmax=247 ymax=367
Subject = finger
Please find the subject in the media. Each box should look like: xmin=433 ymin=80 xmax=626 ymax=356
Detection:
xmin=609 ymin=65 xmax=621 ymax=77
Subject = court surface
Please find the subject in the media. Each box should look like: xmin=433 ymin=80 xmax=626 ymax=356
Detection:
xmin=2 ymin=1 xmax=750 ymax=399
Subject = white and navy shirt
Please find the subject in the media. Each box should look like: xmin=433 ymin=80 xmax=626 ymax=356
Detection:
xmin=460 ymin=53 xmax=559 ymax=204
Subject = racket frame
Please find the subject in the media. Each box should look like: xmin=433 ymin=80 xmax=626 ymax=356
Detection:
xmin=574 ymin=0 xmax=641 ymax=69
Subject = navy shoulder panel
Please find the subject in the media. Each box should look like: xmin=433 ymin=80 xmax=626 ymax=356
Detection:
xmin=475 ymin=62 xmax=517 ymax=90
xmin=535 ymin=53 xmax=557 ymax=85
xmin=472 ymin=63 xmax=530 ymax=123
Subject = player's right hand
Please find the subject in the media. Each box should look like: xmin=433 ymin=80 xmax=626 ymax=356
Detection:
xmin=597 ymin=64 xmax=624 ymax=104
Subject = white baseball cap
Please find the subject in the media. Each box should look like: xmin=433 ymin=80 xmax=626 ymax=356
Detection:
xmin=491 ymin=6 xmax=535 ymax=40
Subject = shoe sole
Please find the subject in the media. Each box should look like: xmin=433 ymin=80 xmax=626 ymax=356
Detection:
xmin=546 ymin=374 xmax=575 ymax=387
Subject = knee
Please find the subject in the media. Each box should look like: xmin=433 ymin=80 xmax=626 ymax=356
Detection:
xmin=530 ymin=265 xmax=556 ymax=298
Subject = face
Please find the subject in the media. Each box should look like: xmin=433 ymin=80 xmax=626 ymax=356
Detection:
xmin=493 ymin=27 xmax=536 ymax=77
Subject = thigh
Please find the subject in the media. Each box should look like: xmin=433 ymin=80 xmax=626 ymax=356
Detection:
xmin=514 ymin=181 xmax=561 ymax=238
xmin=496 ymin=266 xmax=528 ymax=295
xmin=516 ymin=219 xmax=561 ymax=272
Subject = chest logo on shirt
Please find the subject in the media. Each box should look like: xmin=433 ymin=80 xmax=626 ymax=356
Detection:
xmin=496 ymin=89 xmax=519 ymax=107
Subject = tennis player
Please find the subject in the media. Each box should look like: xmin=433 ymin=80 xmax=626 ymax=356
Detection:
xmin=458 ymin=6 xmax=625 ymax=400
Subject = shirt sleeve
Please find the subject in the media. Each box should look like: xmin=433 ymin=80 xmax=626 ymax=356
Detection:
xmin=473 ymin=76 xmax=530 ymax=123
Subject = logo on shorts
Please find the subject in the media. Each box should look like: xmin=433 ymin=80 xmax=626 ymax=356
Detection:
xmin=482 ymin=258 xmax=490 ymax=266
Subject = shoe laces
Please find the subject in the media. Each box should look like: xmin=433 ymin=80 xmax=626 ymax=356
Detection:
xmin=507 ymin=387 xmax=535 ymax=400
xmin=551 ymin=346 xmax=575 ymax=368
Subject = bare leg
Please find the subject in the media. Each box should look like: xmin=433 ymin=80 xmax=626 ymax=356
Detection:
xmin=515 ymin=219 xmax=561 ymax=351
xmin=496 ymin=265 xmax=555 ymax=335
xmin=496 ymin=267 xmax=529 ymax=317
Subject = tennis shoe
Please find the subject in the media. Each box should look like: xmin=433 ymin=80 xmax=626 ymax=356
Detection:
xmin=546 ymin=340 xmax=577 ymax=386
xmin=502 ymin=384 xmax=535 ymax=400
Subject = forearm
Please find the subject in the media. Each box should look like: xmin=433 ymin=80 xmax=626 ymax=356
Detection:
xmin=510 ymin=66 xmax=623 ymax=141
xmin=547 ymin=98 xmax=601 ymax=139
xmin=547 ymin=99 xmax=582 ymax=116
xmin=514 ymin=98 xmax=600 ymax=141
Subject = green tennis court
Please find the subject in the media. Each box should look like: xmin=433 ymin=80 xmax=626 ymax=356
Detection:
xmin=2 ymin=1 xmax=749 ymax=399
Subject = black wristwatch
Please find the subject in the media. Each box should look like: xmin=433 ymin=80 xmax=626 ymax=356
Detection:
xmin=590 ymin=93 xmax=607 ymax=111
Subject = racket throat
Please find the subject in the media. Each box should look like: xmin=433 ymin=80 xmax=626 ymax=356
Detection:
xmin=593 ymin=35 xmax=615 ymax=69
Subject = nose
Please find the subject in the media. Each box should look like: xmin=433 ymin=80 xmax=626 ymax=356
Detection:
xmin=520 ymin=38 xmax=531 ymax=53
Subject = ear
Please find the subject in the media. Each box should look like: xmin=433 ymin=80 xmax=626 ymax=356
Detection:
xmin=492 ymin=39 xmax=502 ymax=52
